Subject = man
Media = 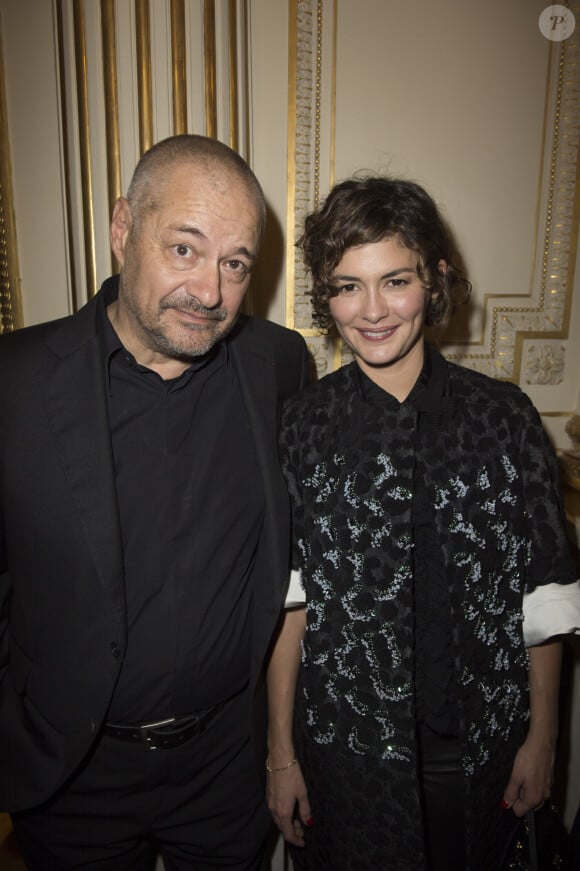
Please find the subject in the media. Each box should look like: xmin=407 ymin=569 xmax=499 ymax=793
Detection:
xmin=0 ymin=134 xmax=308 ymax=869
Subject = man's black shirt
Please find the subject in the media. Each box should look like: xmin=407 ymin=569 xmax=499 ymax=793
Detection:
xmin=99 ymin=291 xmax=264 ymax=722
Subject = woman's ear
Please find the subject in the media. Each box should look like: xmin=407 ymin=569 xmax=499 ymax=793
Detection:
xmin=428 ymin=259 xmax=448 ymax=302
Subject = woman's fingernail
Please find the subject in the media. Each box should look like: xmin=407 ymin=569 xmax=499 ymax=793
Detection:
xmin=500 ymin=799 xmax=511 ymax=809
xmin=306 ymin=817 xmax=314 ymax=827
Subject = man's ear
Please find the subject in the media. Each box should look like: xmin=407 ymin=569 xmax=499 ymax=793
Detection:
xmin=110 ymin=197 xmax=132 ymax=266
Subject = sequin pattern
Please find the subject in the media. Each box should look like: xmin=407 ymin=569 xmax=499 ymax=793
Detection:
xmin=280 ymin=349 xmax=574 ymax=871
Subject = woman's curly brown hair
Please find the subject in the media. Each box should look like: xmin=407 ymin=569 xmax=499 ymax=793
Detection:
xmin=298 ymin=176 xmax=469 ymax=333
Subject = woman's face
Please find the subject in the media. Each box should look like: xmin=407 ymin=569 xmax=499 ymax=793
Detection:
xmin=329 ymin=237 xmax=429 ymax=392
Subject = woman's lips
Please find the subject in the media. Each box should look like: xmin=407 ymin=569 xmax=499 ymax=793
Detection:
xmin=357 ymin=325 xmax=398 ymax=340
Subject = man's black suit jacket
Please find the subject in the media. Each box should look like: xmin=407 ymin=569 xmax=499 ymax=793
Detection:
xmin=0 ymin=285 xmax=309 ymax=811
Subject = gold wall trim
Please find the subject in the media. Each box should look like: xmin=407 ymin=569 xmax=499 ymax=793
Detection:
xmin=286 ymin=0 xmax=335 ymax=376
xmin=73 ymin=0 xmax=97 ymax=300
xmin=329 ymin=0 xmax=336 ymax=191
xmin=228 ymin=0 xmax=238 ymax=151
xmin=171 ymin=0 xmax=187 ymax=134
xmin=240 ymin=0 xmax=250 ymax=158
xmin=101 ymin=0 xmax=121 ymax=277
xmin=312 ymin=0 xmax=322 ymax=209
xmin=56 ymin=0 xmax=79 ymax=313
xmin=285 ymin=0 xmax=298 ymax=330
xmin=135 ymin=0 xmax=153 ymax=154
xmin=204 ymin=0 xmax=217 ymax=138
xmin=0 ymin=14 xmax=23 ymax=332
xmin=286 ymin=0 xmax=323 ymax=327
xmin=329 ymin=0 xmax=339 ymax=366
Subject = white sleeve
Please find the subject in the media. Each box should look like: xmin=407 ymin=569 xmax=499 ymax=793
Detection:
xmin=522 ymin=580 xmax=580 ymax=647
xmin=284 ymin=569 xmax=306 ymax=608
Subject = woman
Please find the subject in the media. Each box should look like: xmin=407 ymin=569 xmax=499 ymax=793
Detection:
xmin=266 ymin=177 xmax=580 ymax=870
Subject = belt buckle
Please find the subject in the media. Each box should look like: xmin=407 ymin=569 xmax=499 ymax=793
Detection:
xmin=139 ymin=717 xmax=176 ymax=751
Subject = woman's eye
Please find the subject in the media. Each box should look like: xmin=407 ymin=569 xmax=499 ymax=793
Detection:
xmin=388 ymin=278 xmax=407 ymax=288
xmin=175 ymin=244 xmax=191 ymax=257
xmin=338 ymin=283 xmax=357 ymax=293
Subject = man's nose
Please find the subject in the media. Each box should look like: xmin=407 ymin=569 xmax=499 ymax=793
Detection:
xmin=186 ymin=264 xmax=222 ymax=309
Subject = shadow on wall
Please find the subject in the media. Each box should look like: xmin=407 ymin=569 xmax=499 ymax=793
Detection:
xmin=247 ymin=202 xmax=286 ymax=321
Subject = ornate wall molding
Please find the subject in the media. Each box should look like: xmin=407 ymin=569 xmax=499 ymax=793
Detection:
xmin=54 ymin=0 xmax=250 ymax=307
xmin=286 ymin=1 xmax=580 ymax=395
xmin=445 ymin=4 xmax=580 ymax=384
xmin=286 ymin=0 xmax=339 ymax=376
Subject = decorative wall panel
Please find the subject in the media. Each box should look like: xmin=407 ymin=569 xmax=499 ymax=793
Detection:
xmin=54 ymin=0 xmax=250 ymax=306
xmin=444 ymin=14 xmax=579 ymax=385
xmin=286 ymin=0 xmax=338 ymax=376
xmin=285 ymin=0 xmax=580 ymax=420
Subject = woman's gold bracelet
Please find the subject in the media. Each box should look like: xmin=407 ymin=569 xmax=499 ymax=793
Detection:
xmin=265 ymin=757 xmax=297 ymax=773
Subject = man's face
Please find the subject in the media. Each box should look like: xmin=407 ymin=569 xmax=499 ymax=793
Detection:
xmin=111 ymin=163 xmax=261 ymax=363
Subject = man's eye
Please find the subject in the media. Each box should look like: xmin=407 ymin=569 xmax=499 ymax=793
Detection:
xmin=175 ymin=244 xmax=191 ymax=257
xmin=224 ymin=260 xmax=250 ymax=279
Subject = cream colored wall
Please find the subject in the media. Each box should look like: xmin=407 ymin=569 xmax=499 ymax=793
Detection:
xmin=340 ymin=0 xmax=580 ymax=444
xmin=1 ymin=0 xmax=579 ymax=863
xmin=3 ymin=0 xmax=580 ymax=433
xmin=1 ymin=0 xmax=71 ymax=325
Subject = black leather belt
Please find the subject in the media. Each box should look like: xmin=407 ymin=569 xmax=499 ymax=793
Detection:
xmin=104 ymin=703 xmax=223 ymax=751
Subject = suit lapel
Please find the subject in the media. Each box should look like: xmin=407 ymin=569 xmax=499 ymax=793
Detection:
xmin=229 ymin=323 xmax=287 ymax=606
xmin=42 ymin=304 xmax=288 ymax=631
xmin=44 ymin=298 xmax=125 ymax=615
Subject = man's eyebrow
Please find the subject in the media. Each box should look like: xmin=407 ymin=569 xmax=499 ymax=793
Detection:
xmin=231 ymin=247 xmax=257 ymax=263
xmin=170 ymin=225 xmax=257 ymax=261
xmin=171 ymin=224 xmax=206 ymax=240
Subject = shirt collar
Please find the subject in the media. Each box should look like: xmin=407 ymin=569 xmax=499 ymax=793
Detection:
xmin=352 ymin=345 xmax=451 ymax=429
xmin=354 ymin=345 xmax=433 ymax=405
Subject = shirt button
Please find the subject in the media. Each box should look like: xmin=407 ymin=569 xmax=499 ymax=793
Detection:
xmin=110 ymin=642 xmax=121 ymax=658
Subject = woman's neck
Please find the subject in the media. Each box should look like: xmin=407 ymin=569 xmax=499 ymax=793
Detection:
xmin=357 ymin=339 xmax=425 ymax=402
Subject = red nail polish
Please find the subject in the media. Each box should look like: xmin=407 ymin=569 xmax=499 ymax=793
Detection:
xmin=500 ymin=799 xmax=510 ymax=809
xmin=306 ymin=817 xmax=314 ymax=827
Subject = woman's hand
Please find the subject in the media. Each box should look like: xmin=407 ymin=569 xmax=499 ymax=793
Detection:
xmin=502 ymin=639 xmax=562 ymax=817
xmin=266 ymin=607 xmax=309 ymax=844
xmin=266 ymin=759 xmax=312 ymax=847
xmin=502 ymin=732 xmax=555 ymax=817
